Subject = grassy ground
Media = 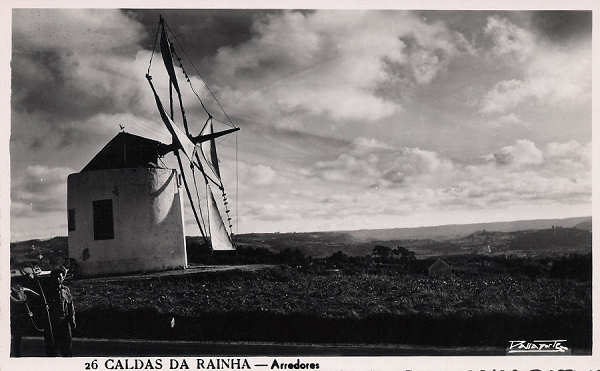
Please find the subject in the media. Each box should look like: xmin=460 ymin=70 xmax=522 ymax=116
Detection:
xmin=71 ymin=265 xmax=590 ymax=319
xmin=57 ymin=254 xmax=591 ymax=350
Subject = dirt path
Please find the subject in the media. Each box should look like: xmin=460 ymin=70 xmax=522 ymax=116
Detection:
xmin=75 ymin=264 xmax=276 ymax=283
xmin=16 ymin=336 xmax=508 ymax=357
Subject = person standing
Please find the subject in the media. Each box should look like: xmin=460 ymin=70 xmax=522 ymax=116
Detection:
xmin=44 ymin=267 xmax=76 ymax=357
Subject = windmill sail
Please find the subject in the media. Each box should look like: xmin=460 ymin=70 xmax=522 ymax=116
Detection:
xmin=193 ymin=120 xmax=222 ymax=187
xmin=146 ymin=15 xmax=238 ymax=252
xmin=159 ymin=24 xmax=181 ymax=96
xmin=200 ymin=120 xmax=221 ymax=179
xmin=147 ymin=80 xmax=196 ymax=161
xmin=207 ymin=186 xmax=235 ymax=250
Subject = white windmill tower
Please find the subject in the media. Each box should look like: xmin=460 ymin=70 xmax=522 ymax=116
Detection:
xmin=67 ymin=16 xmax=239 ymax=276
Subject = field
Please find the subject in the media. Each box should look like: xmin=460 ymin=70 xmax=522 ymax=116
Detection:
xmin=64 ymin=256 xmax=591 ymax=351
xmin=10 ymin=219 xmax=593 ymax=353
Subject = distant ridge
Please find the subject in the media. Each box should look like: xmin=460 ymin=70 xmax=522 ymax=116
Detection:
xmin=574 ymin=220 xmax=592 ymax=231
xmin=341 ymin=216 xmax=592 ymax=242
xmin=11 ymin=216 xmax=592 ymax=264
xmin=11 ymin=216 xmax=592 ymax=245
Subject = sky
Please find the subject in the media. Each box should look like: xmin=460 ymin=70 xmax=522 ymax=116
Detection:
xmin=10 ymin=9 xmax=592 ymax=241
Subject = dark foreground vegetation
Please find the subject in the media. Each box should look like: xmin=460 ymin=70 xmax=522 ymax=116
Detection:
xmin=14 ymin=251 xmax=591 ymax=352
xmin=11 ymin=225 xmax=592 ymax=353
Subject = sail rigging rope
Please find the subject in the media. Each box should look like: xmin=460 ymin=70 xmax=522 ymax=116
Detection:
xmin=191 ymin=161 xmax=208 ymax=234
xmin=146 ymin=18 xmax=161 ymax=77
xmin=146 ymin=15 xmax=240 ymax=243
xmin=126 ymin=120 xmax=170 ymax=141
xmin=205 ymin=181 xmax=210 ymax=241
xmin=158 ymin=156 xmax=168 ymax=169
xmin=173 ymin=48 xmax=213 ymax=121
xmin=235 ymin=131 xmax=239 ymax=235
xmin=200 ymin=116 xmax=211 ymax=136
xmin=164 ymin=22 xmax=237 ymax=129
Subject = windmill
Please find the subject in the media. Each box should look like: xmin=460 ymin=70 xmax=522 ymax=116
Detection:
xmin=66 ymin=16 xmax=240 ymax=277
xmin=145 ymin=16 xmax=239 ymax=251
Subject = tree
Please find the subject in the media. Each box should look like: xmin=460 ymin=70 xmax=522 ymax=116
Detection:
xmin=372 ymin=245 xmax=392 ymax=258
xmin=328 ymin=251 xmax=349 ymax=262
xmin=393 ymin=246 xmax=416 ymax=261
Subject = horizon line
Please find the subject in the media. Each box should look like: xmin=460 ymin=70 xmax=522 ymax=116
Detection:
xmin=10 ymin=215 xmax=591 ymax=243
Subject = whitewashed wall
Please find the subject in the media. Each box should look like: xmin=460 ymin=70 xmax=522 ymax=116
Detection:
xmin=67 ymin=168 xmax=187 ymax=276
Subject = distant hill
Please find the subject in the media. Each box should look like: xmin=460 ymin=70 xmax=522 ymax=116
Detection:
xmin=342 ymin=216 xmax=591 ymax=242
xmin=11 ymin=216 xmax=592 ymax=267
xmin=10 ymin=236 xmax=68 ymax=270
xmin=574 ymin=220 xmax=592 ymax=231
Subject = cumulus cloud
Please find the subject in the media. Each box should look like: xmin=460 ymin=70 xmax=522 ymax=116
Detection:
xmin=13 ymin=10 xmax=144 ymax=119
xmin=480 ymin=80 xmax=528 ymax=114
xmin=480 ymin=16 xmax=591 ymax=114
xmin=545 ymin=140 xmax=590 ymax=160
xmin=464 ymin=139 xmax=590 ymax=208
xmin=484 ymin=113 xmax=529 ymax=128
xmin=351 ymin=137 xmax=392 ymax=153
xmin=221 ymin=161 xmax=282 ymax=193
xmin=307 ymin=138 xmax=590 ymax=218
xmin=10 ymin=10 xmax=592 ymax=237
xmin=310 ymin=137 xmax=455 ymax=189
xmin=380 ymin=148 xmax=454 ymax=186
xmin=11 ymin=165 xmax=73 ymax=217
xmin=543 ymin=140 xmax=591 ymax=172
xmin=245 ymin=164 xmax=277 ymax=186
xmin=311 ymin=137 xmax=385 ymax=184
xmin=181 ymin=136 xmax=593 ymax=232
xmin=491 ymin=139 xmax=544 ymax=167
xmin=12 ymin=9 xmax=212 ymax=148
xmin=210 ymin=10 xmax=473 ymax=126
xmin=484 ymin=15 xmax=534 ymax=59
xmin=13 ymin=9 xmax=144 ymax=53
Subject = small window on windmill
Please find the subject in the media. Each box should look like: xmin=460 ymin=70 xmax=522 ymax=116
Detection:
xmin=67 ymin=209 xmax=76 ymax=231
xmin=93 ymin=199 xmax=114 ymax=240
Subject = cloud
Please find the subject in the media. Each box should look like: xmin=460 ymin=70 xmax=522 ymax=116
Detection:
xmin=311 ymin=137 xmax=390 ymax=185
xmin=529 ymin=11 xmax=592 ymax=43
xmin=351 ymin=137 xmax=392 ymax=153
xmin=209 ymin=10 xmax=473 ymax=126
xmin=480 ymin=79 xmax=528 ymax=114
xmin=307 ymin=138 xmax=589 ymax=218
xmin=310 ymin=137 xmax=455 ymax=189
xmin=484 ymin=15 xmax=534 ymax=60
xmin=545 ymin=139 xmax=589 ymax=160
xmin=244 ymin=164 xmax=277 ymax=186
xmin=480 ymin=16 xmax=591 ymax=114
xmin=469 ymin=139 xmax=590 ymax=207
xmin=380 ymin=147 xmax=454 ymax=187
xmin=11 ymin=165 xmax=73 ymax=217
xmin=10 ymin=10 xmax=592 ymax=238
xmin=484 ymin=113 xmax=529 ymax=128
xmin=544 ymin=140 xmax=591 ymax=172
xmin=13 ymin=9 xmax=144 ymax=53
xmin=491 ymin=139 xmax=544 ymax=167
xmin=11 ymin=9 xmax=214 ymax=152
xmin=12 ymin=10 xmax=144 ymax=118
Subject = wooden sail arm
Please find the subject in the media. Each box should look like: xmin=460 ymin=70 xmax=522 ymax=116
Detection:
xmin=157 ymin=142 xmax=177 ymax=157
xmin=190 ymin=127 xmax=239 ymax=144
xmin=174 ymin=149 xmax=208 ymax=243
xmin=193 ymin=152 xmax=223 ymax=190
xmin=157 ymin=128 xmax=239 ymax=156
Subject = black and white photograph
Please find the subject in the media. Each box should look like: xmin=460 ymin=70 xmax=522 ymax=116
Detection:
xmin=5 ymin=4 xmax=596 ymax=369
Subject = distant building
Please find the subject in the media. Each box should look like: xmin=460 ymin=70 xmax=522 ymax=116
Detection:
xmin=428 ymin=258 xmax=452 ymax=278
xmin=67 ymin=132 xmax=187 ymax=276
